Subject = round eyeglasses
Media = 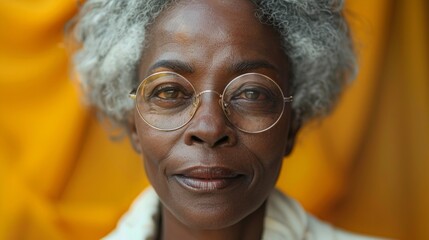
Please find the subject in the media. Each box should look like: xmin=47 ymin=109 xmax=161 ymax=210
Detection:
xmin=129 ymin=71 xmax=293 ymax=133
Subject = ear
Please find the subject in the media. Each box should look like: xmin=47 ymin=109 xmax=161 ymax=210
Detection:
xmin=284 ymin=111 xmax=301 ymax=156
xmin=126 ymin=111 xmax=142 ymax=154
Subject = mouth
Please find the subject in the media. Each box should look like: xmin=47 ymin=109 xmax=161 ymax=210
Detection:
xmin=172 ymin=167 xmax=245 ymax=192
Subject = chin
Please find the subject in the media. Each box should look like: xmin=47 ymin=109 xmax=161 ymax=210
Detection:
xmin=163 ymin=194 xmax=266 ymax=231
xmin=173 ymin=205 xmax=250 ymax=230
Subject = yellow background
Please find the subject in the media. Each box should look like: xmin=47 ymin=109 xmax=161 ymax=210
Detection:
xmin=0 ymin=0 xmax=428 ymax=239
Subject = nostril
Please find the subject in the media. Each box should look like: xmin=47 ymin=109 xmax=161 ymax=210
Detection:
xmin=214 ymin=135 xmax=229 ymax=146
xmin=191 ymin=136 xmax=204 ymax=143
xmin=190 ymin=135 xmax=231 ymax=147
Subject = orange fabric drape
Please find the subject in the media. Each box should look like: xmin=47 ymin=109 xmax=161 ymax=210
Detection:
xmin=0 ymin=0 xmax=427 ymax=239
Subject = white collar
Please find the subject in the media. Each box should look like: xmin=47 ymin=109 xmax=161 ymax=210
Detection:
xmin=103 ymin=187 xmax=378 ymax=240
xmin=263 ymin=189 xmax=310 ymax=239
xmin=103 ymin=187 xmax=310 ymax=240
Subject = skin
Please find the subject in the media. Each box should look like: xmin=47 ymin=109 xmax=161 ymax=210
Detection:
xmin=128 ymin=0 xmax=299 ymax=239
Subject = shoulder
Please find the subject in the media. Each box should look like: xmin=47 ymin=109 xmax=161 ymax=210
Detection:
xmin=103 ymin=187 xmax=160 ymax=240
xmin=266 ymin=189 xmax=388 ymax=240
xmin=306 ymin=215 xmax=387 ymax=240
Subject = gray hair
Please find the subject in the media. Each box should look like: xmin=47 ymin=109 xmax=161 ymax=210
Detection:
xmin=71 ymin=0 xmax=356 ymax=128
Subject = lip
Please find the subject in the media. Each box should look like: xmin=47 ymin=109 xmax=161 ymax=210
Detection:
xmin=172 ymin=167 xmax=245 ymax=192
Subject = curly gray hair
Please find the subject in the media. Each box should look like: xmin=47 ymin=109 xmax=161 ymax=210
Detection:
xmin=72 ymin=0 xmax=356 ymax=128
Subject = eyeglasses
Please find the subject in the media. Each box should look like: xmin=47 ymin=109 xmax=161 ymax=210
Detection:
xmin=129 ymin=71 xmax=293 ymax=133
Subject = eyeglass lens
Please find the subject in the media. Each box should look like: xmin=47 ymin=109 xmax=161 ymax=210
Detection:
xmin=135 ymin=72 xmax=287 ymax=133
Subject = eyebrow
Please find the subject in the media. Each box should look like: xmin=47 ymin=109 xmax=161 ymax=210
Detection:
xmin=146 ymin=59 xmax=277 ymax=76
xmin=229 ymin=60 xmax=278 ymax=73
xmin=148 ymin=60 xmax=194 ymax=74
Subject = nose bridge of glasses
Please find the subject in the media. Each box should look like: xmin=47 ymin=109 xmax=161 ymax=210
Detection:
xmin=195 ymin=89 xmax=222 ymax=106
xmin=196 ymin=89 xmax=222 ymax=98
xmin=193 ymin=89 xmax=225 ymax=114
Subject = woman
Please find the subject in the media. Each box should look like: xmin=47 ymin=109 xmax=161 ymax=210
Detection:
xmin=71 ymin=0 xmax=384 ymax=239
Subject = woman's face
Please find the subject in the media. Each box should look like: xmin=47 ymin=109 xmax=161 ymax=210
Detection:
xmin=130 ymin=0 xmax=293 ymax=230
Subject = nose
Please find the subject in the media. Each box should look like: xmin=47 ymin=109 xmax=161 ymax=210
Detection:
xmin=184 ymin=92 xmax=237 ymax=148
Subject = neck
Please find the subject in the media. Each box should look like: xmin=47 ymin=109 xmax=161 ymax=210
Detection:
xmin=160 ymin=202 xmax=266 ymax=240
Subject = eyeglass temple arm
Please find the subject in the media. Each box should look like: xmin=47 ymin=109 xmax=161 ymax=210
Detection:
xmin=129 ymin=89 xmax=137 ymax=100
xmin=284 ymin=96 xmax=293 ymax=102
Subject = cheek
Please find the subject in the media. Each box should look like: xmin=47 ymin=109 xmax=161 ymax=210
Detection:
xmin=246 ymin=120 xmax=289 ymax=165
xmin=243 ymin=118 xmax=290 ymax=188
xmin=135 ymin=120 xmax=180 ymax=187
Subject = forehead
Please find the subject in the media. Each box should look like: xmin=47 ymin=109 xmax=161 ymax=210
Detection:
xmin=153 ymin=0 xmax=267 ymax=41
xmin=140 ymin=0 xmax=289 ymax=86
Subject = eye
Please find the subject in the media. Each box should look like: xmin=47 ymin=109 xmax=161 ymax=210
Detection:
xmin=156 ymin=87 xmax=181 ymax=99
xmin=234 ymin=87 xmax=269 ymax=101
xmin=241 ymin=89 xmax=265 ymax=100
xmin=153 ymin=84 xmax=189 ymax=100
